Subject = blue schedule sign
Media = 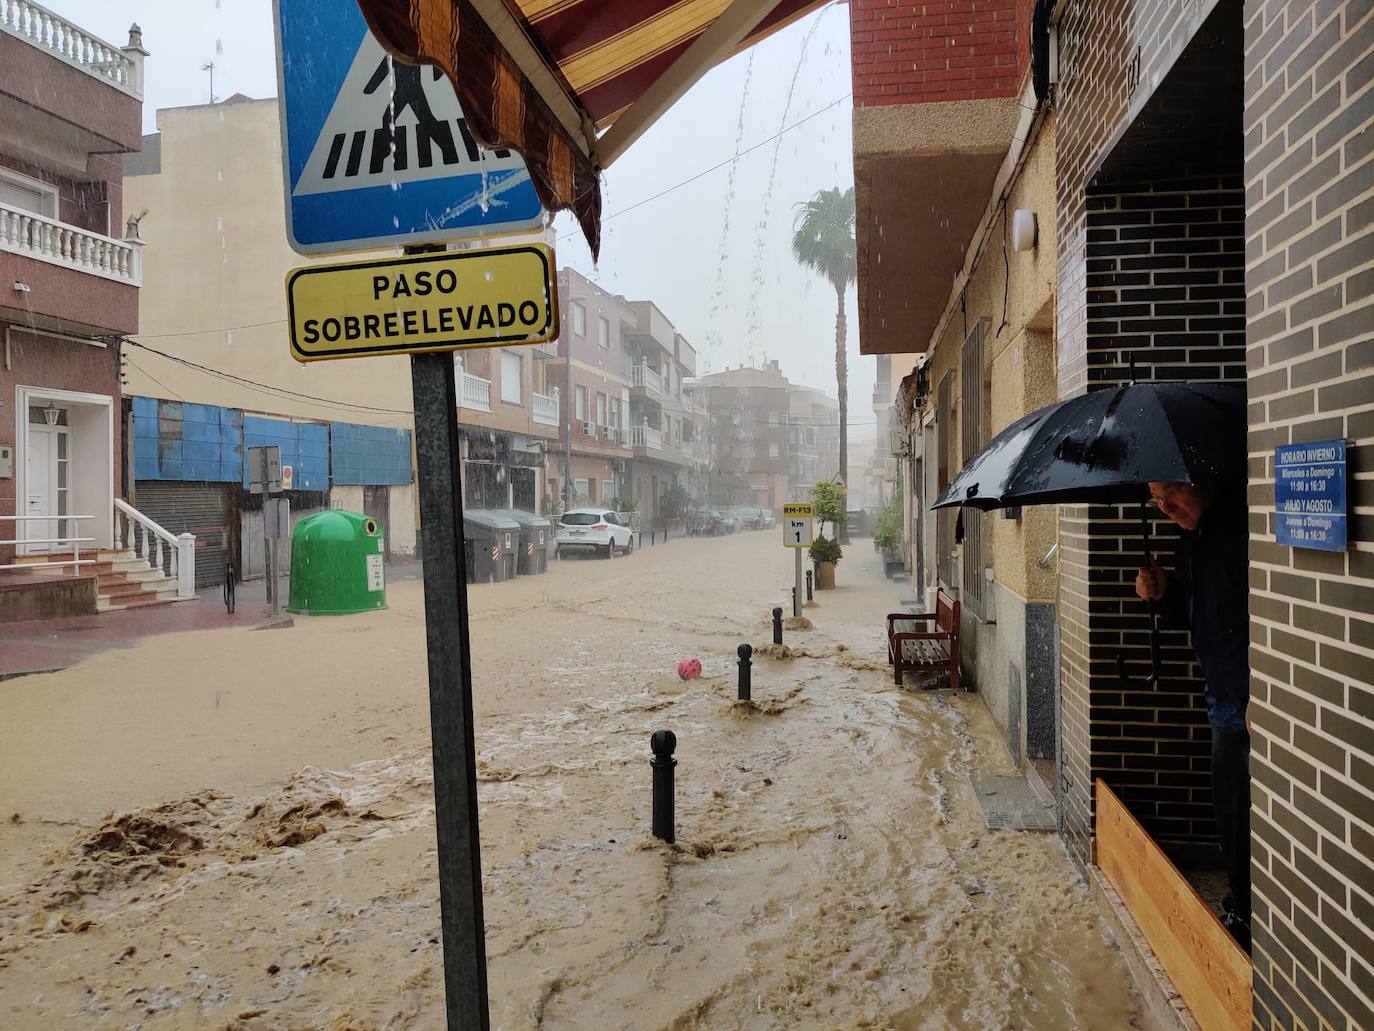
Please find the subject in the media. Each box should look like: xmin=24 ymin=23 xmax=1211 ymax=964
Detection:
xmin=272 ymin=0 xmax=544 ymax=254
xmin=1274 ymin=439 xmax=1348 ymax=552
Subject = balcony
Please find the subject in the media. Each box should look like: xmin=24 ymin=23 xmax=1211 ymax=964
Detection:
xmin=1 ymin=203 xmax=142 ymax=285
xmin=630 ymin=362 xmax=664 ymax=400
xmin=630 ymin=424 xmax=663 ymax=452
xmin=457 ymin=369 xmax=491 ymax=412
xmin=532 ymin=390 xmax=559 ymax=426
xmin=1 ymin=1 xmax=144 ymax=96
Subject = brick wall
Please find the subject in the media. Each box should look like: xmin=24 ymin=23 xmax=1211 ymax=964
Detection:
xmin=1242 ymin=1 xmax=1373 ymax=1027
xmin=848 ymin=0 xmax=1035 ymax=107
xmin=1078 ymin=177 xmax=1248 ymax=847
xmin=1055 ymin=0 xmax=1236 ymax=869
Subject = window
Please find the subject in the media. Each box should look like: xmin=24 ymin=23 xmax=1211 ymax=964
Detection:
xmin=596 ymin=392 xmax=607 ymax=426
xmin=570 ymin=302 xmax=587 ymax=336
xmin=500 ymin=350 xmax=522 ymax=404
xmin=573 ymin=479 xmax=589 ymax=503
xmin=0 ymin=168 xmax=58 ymax=219
xmin=576 ymin=386 xmax=587 ymax=421
xmin=602 ymin=480 xmax=615 ymax=503
xmin=960 ymin=320 xmax=990 ymax=616
xmin=769 ymin=443 xmax=780 ymax=459
xmin=598 ymin=316 xmax=610 ymax=349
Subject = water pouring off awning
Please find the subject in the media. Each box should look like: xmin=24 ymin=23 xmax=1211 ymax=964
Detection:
xmin=354 ymin=0 xmax=828 ymax=258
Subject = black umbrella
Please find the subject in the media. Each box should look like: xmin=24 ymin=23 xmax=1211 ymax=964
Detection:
xmin=931 ymin=380 xmax=1246 ymax=686
xmin=932 ymin=381 xmax=1245 ymax=511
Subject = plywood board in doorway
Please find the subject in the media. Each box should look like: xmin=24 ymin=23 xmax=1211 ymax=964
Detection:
xmin=1094 ymin=779 xmax=1251 ymax=1030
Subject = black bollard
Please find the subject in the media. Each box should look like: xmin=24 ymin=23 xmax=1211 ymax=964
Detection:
xmin=650 ymin=730 xmax=677 ymax=843
xmin=806 ymin=569 xmax=814 ymax=602
xmin=772 ymin=606 xmax=783 ymax=646
xmin=737 ymin=643 xmax=752 ymax=701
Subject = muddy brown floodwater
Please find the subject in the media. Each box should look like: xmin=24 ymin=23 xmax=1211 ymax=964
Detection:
xmin=0 ymin=533 xmax=1145 ymax=1029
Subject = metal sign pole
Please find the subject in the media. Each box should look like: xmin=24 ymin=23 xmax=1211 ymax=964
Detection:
xmin=794 ymin=546 xmax=803 ymax=619
xmin=411 ymin=349 xmax=490 ymax=1029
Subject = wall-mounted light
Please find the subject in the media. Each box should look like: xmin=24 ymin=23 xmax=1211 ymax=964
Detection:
xmin=13 ymin=282 xmax=31 ymax=293
xmin=1011 ymin=209 xmax=1038 ymax=252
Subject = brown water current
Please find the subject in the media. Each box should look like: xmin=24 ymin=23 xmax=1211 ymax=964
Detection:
xmin=0 ymin=534 xmax=1143 ymax=1029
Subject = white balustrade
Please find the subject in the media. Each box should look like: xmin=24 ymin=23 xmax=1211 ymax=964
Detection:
xmin=631 ymin=425 xmax=663 ymax=451
xmin=458 ymin=370 xmax=492 ymax=412
xmin=114 ymin=499 xmax=195 ymax=598
xmin=532 ymin=391 xmax=559 ymax=426
xmin=0 ymin=1 xmax=143 ymax=95
xmin=632 ymin=362 xmax=664 ymax=396
xmin=0 ymin=202 xmax=143 ymax=285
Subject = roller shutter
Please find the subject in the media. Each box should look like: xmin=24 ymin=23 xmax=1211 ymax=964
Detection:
xmin=129 ymin=482 xmax=231 ymax=590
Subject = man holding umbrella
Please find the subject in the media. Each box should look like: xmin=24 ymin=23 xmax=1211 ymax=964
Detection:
xmin=1136 ymin=480 xmax=1251 ymax=952
xmin=933 ymin=378 xmax=1252 ymax=952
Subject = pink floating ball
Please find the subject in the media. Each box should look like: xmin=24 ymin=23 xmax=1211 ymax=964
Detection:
xmin=677 ymin=657 xmax=702 ymax=681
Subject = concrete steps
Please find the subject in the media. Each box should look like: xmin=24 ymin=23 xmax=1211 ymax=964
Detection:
xmin=13 ymin=549 xmax=185 ymax=613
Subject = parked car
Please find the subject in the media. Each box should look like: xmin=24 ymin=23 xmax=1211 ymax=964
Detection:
xmin=687 ymin=510 xmax=728 ymax=536
xmin=758 ymin=508 xmax=777 ymax=530
xmin=556 ymin=508 xmax=634 ymax=558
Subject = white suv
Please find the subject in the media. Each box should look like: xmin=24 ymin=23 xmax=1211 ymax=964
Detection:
xmin=556 ymin=508 xmax=634 ymax=558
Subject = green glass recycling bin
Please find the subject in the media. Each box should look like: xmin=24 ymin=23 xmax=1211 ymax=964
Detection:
xmin=287 ymin=510 xmax=387 ymax=615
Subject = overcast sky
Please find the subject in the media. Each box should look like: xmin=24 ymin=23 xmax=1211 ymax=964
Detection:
xmin=59 ymin=0 xmax=875 ymax=438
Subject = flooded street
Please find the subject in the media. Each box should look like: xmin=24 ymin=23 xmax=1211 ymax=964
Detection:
xmin=1 ymin=534 xmax=1142 ymax=1029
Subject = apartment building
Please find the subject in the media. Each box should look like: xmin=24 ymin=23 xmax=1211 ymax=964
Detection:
xmin=688 ymin=362 xmax=794 ymax=512
xmin=787 ymin=383 xmax=840 ymax=501
xmin=0 ymin=8 xmax=155 ymax=616
xmin=548 ymin=268 xmax=635 ymax=511
xmin=622 ymin=301 xmax=707 ymax=523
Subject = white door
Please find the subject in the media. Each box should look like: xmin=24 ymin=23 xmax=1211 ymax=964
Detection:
xmin=24 ymin=429 xmax=56 ymax=553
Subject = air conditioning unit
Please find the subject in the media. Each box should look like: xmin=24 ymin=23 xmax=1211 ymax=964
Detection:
xmin=581 ymin=420 xmax=597 ymax=438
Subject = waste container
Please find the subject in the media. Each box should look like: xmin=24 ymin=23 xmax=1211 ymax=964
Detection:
xmin=287 ymin=510 xmax=386 ymax=615
xmin=463 ymin=509 xmax=519 ymax=583
xmin=497 ymin=509 xmax=552 ymax=575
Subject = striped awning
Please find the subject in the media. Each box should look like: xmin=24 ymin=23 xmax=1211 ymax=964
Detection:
xmin=356 ymin=0 xmax=825 ymax=258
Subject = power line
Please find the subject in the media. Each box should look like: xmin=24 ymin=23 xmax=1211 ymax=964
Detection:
xmin=557 ymin=93 xmax=852 ymax=245
xmin=125 ymin=339 xmax=414 ymax=417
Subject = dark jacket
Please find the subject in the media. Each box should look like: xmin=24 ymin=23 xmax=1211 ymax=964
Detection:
xmin=1160 ymin=502 xmax=1250 ymax=734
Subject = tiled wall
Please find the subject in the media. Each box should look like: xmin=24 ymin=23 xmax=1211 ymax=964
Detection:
xmin=1242 ymin=1 xmax=1373 ymax=1027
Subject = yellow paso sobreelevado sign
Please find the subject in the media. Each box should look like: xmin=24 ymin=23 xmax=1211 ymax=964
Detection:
xmin=286 ymin=244 xmax=558 ymax=362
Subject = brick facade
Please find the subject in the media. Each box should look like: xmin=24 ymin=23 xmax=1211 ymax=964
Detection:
xmin=1055 ymin=0 xmax=1243 ymax=868
xmin=1080 ymin=176 xmax=1248 ymax=848
xmin=1242 ymin=1 xmax=1373 ymax=1027
xmin=849 ymin=0 xmax=1035 ymax=107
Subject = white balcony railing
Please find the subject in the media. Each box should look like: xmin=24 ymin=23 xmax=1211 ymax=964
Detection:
xmin=631 ymin=362 xmax=664 ymax=397
xmin=0 ymin=1 xmax=144 ymax=96
xmin=631 ymin=425 xmax=663 ymax=451
xmin=457 ymin=369 xmax=492 ymax=412
xmin=0 ymin=203 xmax=143 ymax=285
xmin=532 ymin=390 xmax=559 ymax=426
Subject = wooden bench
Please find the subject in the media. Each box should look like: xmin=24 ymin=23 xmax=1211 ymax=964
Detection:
xmin=886 ymin=587 xmax=961 ymax=690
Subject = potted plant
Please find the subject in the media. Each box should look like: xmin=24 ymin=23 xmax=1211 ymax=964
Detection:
xmin=809 ymin=534 xmax=842 ymax=589
xmin=873 ymin=496 xmax=903 ymax=578
xmin=660 ymin=482 xmax=690 ymax=536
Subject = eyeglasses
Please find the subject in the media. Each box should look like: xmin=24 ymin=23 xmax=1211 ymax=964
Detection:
xmin=1148 ymin=486 xmax=1184 ymax=509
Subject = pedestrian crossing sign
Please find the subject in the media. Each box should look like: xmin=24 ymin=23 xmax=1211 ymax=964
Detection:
xmin=272 ymin=0 xmax=544 ymax=255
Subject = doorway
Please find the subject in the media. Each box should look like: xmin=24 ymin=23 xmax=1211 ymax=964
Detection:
xmin=23 ymin=418 xmax=68 ymax=553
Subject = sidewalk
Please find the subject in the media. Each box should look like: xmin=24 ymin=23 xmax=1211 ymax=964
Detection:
xmin=0 ymin=562 xmax=423 ymax=679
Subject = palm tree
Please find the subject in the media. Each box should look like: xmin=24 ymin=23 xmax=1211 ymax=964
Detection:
xmin=791 ymin=186 xmax=856 ymax=539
